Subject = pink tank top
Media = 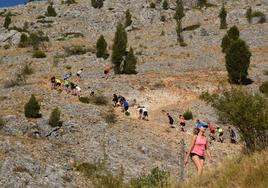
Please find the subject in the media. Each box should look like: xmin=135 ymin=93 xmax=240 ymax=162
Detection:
xmin=191 ymin=136 xmax=207 ymax=156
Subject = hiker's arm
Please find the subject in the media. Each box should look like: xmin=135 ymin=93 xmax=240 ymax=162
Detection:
xmin=185 ymin=136 xmax=196 ymax=165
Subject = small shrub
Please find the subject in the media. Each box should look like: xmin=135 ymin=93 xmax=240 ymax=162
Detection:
xmin=163 ymin=0 xmax=169 ymax=10
xmin=24 ymin=94 xmax=41 ymax=118
xmin=79 ymin=96 xmax=90 ymax=104
xmin=246 ymin=7 xmax=252 ymax=23
xmin=259 ymin=81 xmax=268 ymax=95
xmin=197 ymin=0 xmax=207 ymax=8
xmin=64 ymin=45 xmax=88 ymax=56
xmin=150 ymin=2 xmax=156 ymax=8
xmin=49 ymin=107 xmax=62 ymax=127
xmin=3 ymin=44 xmax=10 ymax=49
xmin=64 ymin=0 xmax=77 ymax=5
xmin=96 ymin=35 xmax=108 ymax=59
xmin=104 ymin=110 xmax=117 ymax=124
xmin=160 ymin=15 xmax=166 ymax=22
xmin=22 ymin=64 xmax=33 ymax=76
xmin=63 ymin=32 xmax=84 ymax=38
xmin=91 ymin=0 xmax=103 ymax=9
xmin=91 ymin=95 xmax=108 ymax=105
xmin=3 ymin=14 xmax=11 ymax=29
xmin=18 ymin=33 xmax=29 ymax=48
xmin=36 ymin=15 xmax=46 ymax=19
xmin=263 ymin=70 xmax=268 ymax=76
xmin=125 ymin=9 xmax=132 ymax=28
xmin=130 ymin=167 xmax=170 ymax=188
xmin=0 ymin=117 xmax=5 ymax=129
xmin=32 ymin=50 xmax=47 ymax=58
xmin=183 ymin=109 xmax=193 ymax=120
xmin=160 ymin=30 xmax=165 ymax=36
xmin=45 ymin=3 xmax=57 ymax=17
xmin=219 ymin=4 xmax=227 ymax=29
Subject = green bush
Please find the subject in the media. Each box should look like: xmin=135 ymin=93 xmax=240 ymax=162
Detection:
xmin=0 ymin=117 xmax=5 ymax=129
xmin=122 ymin=47 xmax=137 ymax=74
xmin=125 ymin=9 xmax=132 ymax=28
xmin=227 ymin=25 xmax=240 ymax=41
xmin=3 ymin=14 xmax=11 ymax=29
xmin=49 ymin=107 xmax=62 ymax=127
xmin=264 ymin=70 xmax=268 ymax=76
xmin=221 ymin=34 xmax=231 ymax=53
xmin=130 ymin=167 xmax=170 ymax=188
xmin=163 ymin=0 xmax=169 ymax=10
xmin=79 ymin=96 xmax=90 ymax=104
xmin=91 ymin=95 xmax=108 ymax=105
xmin=24 ymin=94 xmax=41 ymax=118
xmin=64 ymin=45 xmax=88 ymax=56
xmin=18 ymin=31 xmax=49 ymax=49
xmin=197 ymin=0 xmax=207 ymax=8
xmin=3 ymin=44 xmax=10 ymax=49
xmin=219 ymin=4 xmax=227 ymax=29
xmin=183 ymin=109 xmax=193 ymax=120
xmin=64 ymin=0 xmax=77 ymax=5
xmin=259 ymin=81 xmax=268 ymax=96
xmin=91 ymin=0 xmax=103 ymax=9
xmin=32 ymin=50 xmax=47 ymax=58
xmin=22 ymin=64 xmax=33 ymax=76
xmin=225 ymin=39 xmax=251 ymax=84
xmin=104 ymin=110 xmax=117 ymax=124
xmin=150 ymin=2 xmax=156 ymax=8
xmin=207 ymin=89 xmax=268 ymax=152
xmin=251 ymin=11 xmax=266 ymax=23
xmin=36 ymin=15 xmax=46 ymax=19
xmin=45 ymin=3 xmax=57 ymax=17
xmin=199 ymin=91 xmax=218 ymax=104
xmin=246 ymin=7 xmax=252 ymax=23
xmin=96 ymin=35 xmax=108 ymax=59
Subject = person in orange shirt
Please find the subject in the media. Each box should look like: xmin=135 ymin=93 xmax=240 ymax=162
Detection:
xmin=103 ymin=67 xmax=113 ymax=80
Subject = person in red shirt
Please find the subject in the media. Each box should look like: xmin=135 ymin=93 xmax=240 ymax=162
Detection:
xmin=179 ymin=115 xmax=185 ymax=132
xmin=208 ymin=122 xmax=216 ymax=141
xmin=103 ymin=67 xmax=112 ymax=80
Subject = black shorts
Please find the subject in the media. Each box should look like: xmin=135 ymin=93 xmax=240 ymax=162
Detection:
xmin=143 ymin=111 xmax=148 ymax=117
xmin=190 ymin=153 xmax=205 ymax=160
xmin=180 ymin=122 xmax=185 ymax=126
xmin=219 ymin=132 xmax=223 ymax=137
xmin=104 ymin=70 xmax=108 ymax=74
xmin=124 ymin=106 xmax=129 ymax=111
xmin=77 ymin=73 xmax=81 ymax=77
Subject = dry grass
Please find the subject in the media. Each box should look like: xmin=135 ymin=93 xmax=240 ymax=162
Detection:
xmin=179 ymin=149 xmax=268 ymax=188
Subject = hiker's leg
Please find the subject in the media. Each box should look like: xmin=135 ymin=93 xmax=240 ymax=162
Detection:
xmin=191 ymin=155 xmax=202 ymax=175
xmin=199 ymin=158 xmax=204 ymax=175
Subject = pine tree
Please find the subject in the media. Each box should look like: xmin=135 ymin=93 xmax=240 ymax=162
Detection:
xmin=49 ymin=107 xmax=62 ymax=127
xmin=112 ymin=23 xmax=127 ymax=74
xmin=225 ymin=39 xmax=251 ymax=84
xmin=125 ymin=9 xmax=132 ymax=28
xmin=123 ymin=47 xmax=137 ymax=74
xmin=96 ymin=35 xmax=108 ymax=59
xmin=3 ymin=14 xmax=11 ymax=29
xmin=174 ymin=0 xmax=184 ymax=21
xmin=45 ymin=3 xmax=57 ymax=17
xmin=221 ymin=34 xmax=231 ymax=53
xmin=24 ymin=95 xmax=41 ymax=118
xmin=163 ymin=0 xmax=169 ymax=10
xmin=18 ymin=33 xmax=29 ymax=48
xmin=227 ymin=25 xmax=240 ymax=40
xmin=219 ymin=4 xmax=227 ymax=29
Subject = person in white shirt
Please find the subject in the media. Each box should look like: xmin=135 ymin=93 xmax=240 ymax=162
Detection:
xmin=76 ymin=69 xmax=83 ymax=79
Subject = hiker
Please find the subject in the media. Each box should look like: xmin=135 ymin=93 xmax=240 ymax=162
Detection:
xmin=123 ymin=100 xmax=129 ymax=113
xmin=76 ymin=69 xmax=83 ymax=79
xmin=118 ymin=95 xmax=126 ymax=107
xmin=104 ymin=67 xmax=112 ymax=80
xmin=167 ymin=113 xmax=175 ymax=128
xmin=70 ymin=82 xmax=77 ymax=95
xmin=185 ymin=127 xmax=212 ymax=176
xmin=207 ymin=122 xmax=216 ymax=141
xmin=50 ymin=76 xmax=56 ymax=89
xmin=179 ymin=115 xmax=185 ymax=132
xmin=228 ymin=127 xmax=237 ymax=144
xmin=75 ymin=85 xmax=82 ymax=96
xmin=55 ymin=78 xmax=62 ymax=89
xmin=137 ymin=106 xmax=149 ymax=120
xmin=64 ymin=72 xmax=72 ymax=80
xmin=112 ymin=94 xmax=118 ymax=107
xmin=216 ymin=127 xmax=224 ymax=143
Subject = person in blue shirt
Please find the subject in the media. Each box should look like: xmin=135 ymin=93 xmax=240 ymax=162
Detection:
xmin=123 ymin=100 xmax=129 ymax=112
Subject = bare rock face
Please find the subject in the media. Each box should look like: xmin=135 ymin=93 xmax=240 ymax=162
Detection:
xmin=0 ymin=29 xmax=21 ymax=47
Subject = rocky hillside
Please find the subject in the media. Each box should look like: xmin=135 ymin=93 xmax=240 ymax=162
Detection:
xmin=0 ymin=0 xmax=267 ymax=187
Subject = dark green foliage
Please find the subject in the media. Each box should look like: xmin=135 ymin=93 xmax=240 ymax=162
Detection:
xmin=219 ymin=4 xmax=227 ymax=29
xmin=3 ymin=14 xmax=11 ymax=29
xmin=32 ymin=50 xmax=47 ymax=58
xmin=150 ymin=2 xmax=156 ymax=8
xmin=174 ymin=0 xmax=184 ymax=21
xmin=3 ymin=44 xmax=10 ymax=49
xmin=125 ymin=9 xmax=132 ymax=28
xmin=24 ymin=95 xmax=41 ymax=118
xmin=264 ymin=70 xmax=268 ymax=76
xmin=122 ymin=47 xmax=137 ymax=74
xmin=130 ymin=167 xmax=170 ymax=188
xmin=112 ymin=23 xmax=127 ymax=74
xmin=176 ymin=20 xmax=186 ymax=46
xmin=197 ymin=0 xmax=207 ymax=8
xmin=199 ymin=91 xmax=218 ymax=104
xmin=18 ymin=32 xmax=49 ymax=49
xmin=0 ymin=117 xmax=5 ymax=129
xmin=259 ymin=81 xmax=268 ymax=96
xmin=64 ymin=0 xmax=77 ymax=5
xmin=18 ymin=34 xmax=28 ymax=47
xmin=91 ymin=95 xmax=108 ymax=105
xmin=221 ymin=34 xmax=231 ymax=53
xmin=225 ymin=39 xmax=251 ymax=84
xmin=49 ymin=107 xmax=62 ymax=127
xmin=64 ymin=45 xmax=88 ymax=56
xmin=183 ymin=109 xmax=193 ymax=120
xmin=183 ymin=24 xmax=201 ymax=31
xmin=79 ymin=96 xmax=90 ymax=103
xmin=96 ymin=35 xmax=108 ymax=59
xmin=22 ymin=64 xmax=33 ymax=76
xmin=104 ymin=110 xmax=117 ymax=124
xmin=251 ymin=11 xmax=266 ymax=23
xmin=204 ymin=89 xmax=268 ymax=152
xmin=45 ymin=3 xmax=57 ymax=17
xmin=91 ymin=0 xmax=103 ymax=9
xmin=37 ymin=15 xmax=46 ymax=19
xmin=163 ymin=0 xmax=169 ymax=10
xmin=160 ymin=15 xmax=166 ymax=22
xmin=227 ymin=25 xmax=240 ymax=41
xmin=246 ymin=7 xmax=252 ymax=23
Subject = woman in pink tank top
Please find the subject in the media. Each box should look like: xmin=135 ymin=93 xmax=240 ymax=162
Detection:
xmin=185 ymin=126 xmax=212 ymax=175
